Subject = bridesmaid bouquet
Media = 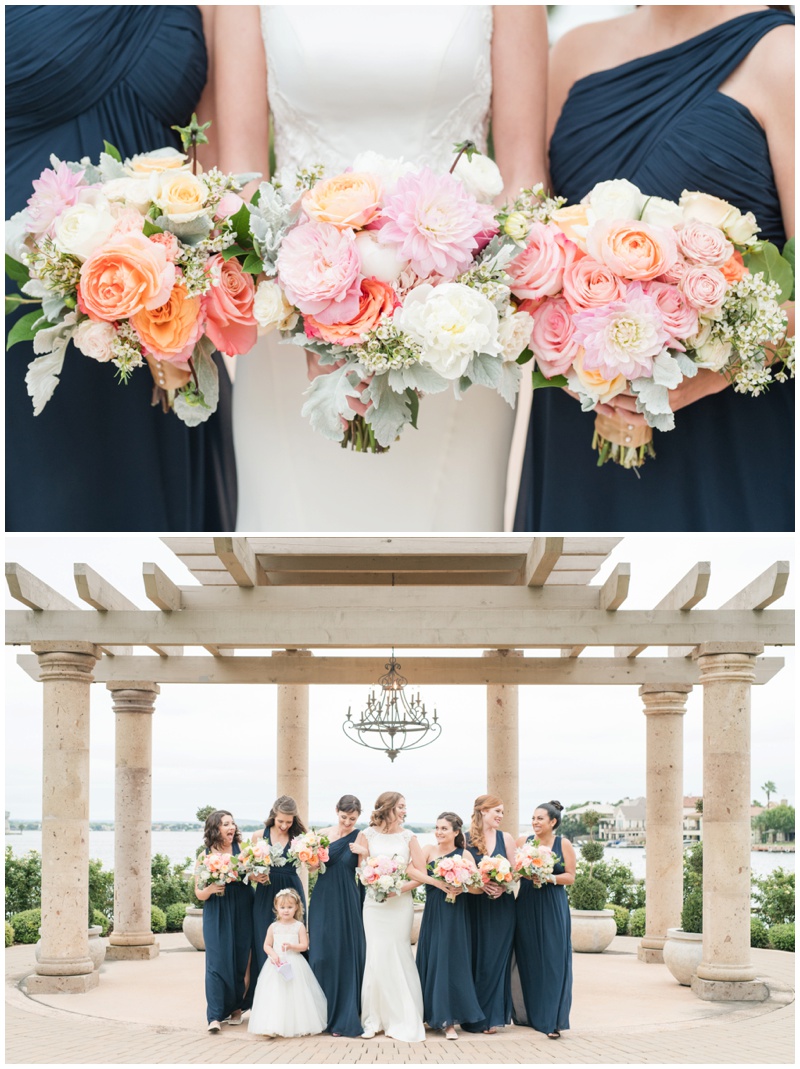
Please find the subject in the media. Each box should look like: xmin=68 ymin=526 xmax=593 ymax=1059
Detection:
xmin=513 ymin=841 xmax=559 ymax=889
xmin=247 ymin=143 xmax=531 ymax=452
xmin=6 ymin=117 xmax=261 ymax=426
xmin=288 ymin=830 xmax=331 ymax=874
xmin=197 ymin=851 xmax=242 ymax=894
xmin=511 ymin=178 xmax=795 ymax=468
xmin=237 ymin=840 xmax=286 ymax=885
xmin=475 ymin=854 xmax=518 ymax=894
xmin=430 ymin=854 xmax=475 ymax=903
xmin=358 ymin=854 xmax=405 ymax=902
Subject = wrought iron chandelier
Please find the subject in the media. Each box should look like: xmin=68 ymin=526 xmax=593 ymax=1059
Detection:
xmin=343 ymin=653 xmax=441 ymax=762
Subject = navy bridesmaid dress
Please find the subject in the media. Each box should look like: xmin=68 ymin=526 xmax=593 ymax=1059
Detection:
xmin=515 ymin=10 xmax=795 ymax=533
xmin=202 ymin=841 xmax=254 ymax=1024
xmin=307 ymin=830 xmax=366 ymax=1036
xmin=251 ymin=833 xmax=306 ymax=980
xmin=5 ymin=5 xmax=237 ymax=531
xmin=513 ymin=835 xmax=572 ymax=1035
xmin=461 ymin=831 xmax=514 ymax=1032
xmin=415 ymin=850 xmax=483 ymax=1030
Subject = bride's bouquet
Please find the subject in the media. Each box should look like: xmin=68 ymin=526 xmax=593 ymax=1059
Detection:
xmin=475 ymin=853 xmax=518 ymax=894
xmin=430 ymin=854 xmax=475 ymax=903
xmin=287 ymin=830 xmax=330 ymax=874
xmin=358 ymin=854 xmax=405 ymax=902
xmin=248 ymin=143 xmax=531 ymax=452
xmin=513 ymin=840 xmax=559 ymax=889
xmin=6 ymin=117 xmax=261 ymax=426
xmin=511 ymin=179 xmax=795 ymax=468
xmin=237 ymin=840 xmax=286 ymax=884
xmin=197 ymin=851 xmax=242 ymax=894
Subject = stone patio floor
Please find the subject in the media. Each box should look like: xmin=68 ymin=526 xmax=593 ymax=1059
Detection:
xmin=5 ymin=934 xmax=795 ymax=1064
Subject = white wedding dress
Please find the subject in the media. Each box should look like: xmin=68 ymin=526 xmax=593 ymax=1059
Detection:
xmin=360 ymin=826 xmax=425 ymax=1042
xmin=233 ymin=5 xmax=516 ymax=532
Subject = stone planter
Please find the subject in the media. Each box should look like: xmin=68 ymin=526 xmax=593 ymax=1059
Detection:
xmin=35 ymin=926 xmax=106 ymax=971
xmin=569 ymin=908 xmax=617 ymax=953
xmin=663 ymin=927 xmax=703 ymax=985
xmin=410 ymin=902 xmax=424 ymax=945
xmin=182 ymin=907 xmax=205 ymax=951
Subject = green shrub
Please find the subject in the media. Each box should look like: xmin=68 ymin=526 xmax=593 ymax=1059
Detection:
xmin=151 ymin=854 xmax=199 ymax=912
xmin=569 ymin=876 xmax=607 ymax=911
xmin=629 ymin=907 xmax=646 ymax=938
xmin=768 ymin=923 xmax=795 ymax=953
xmin=8 ymin=908 xmax=41 ymax=944
xmin=591 ymin=859 xmax=645 ymax=910
xmin=88 ymin=858 xmax=115 ymax=924
xmin=750 ymin=916 xmax=770 ymax=949
xmin=752 ymin=868 xmax=795 ymax=928
xmin=151 ymin=905 xmax=167 ymax=934
xmin=165 ymin=903 xmax=190 ymax=932
xmin=681 ymin=890 xmax=703 ymax=934
xmin=4 ymin=849 xmax=42 ymax=918
xmin=580 ymin=840 xmax=604 ymax=865
xmin=91 ymin=909 xmax=110 ymax=936
xmin=606 ymin=903 xmax=630 ymax=936
xmin=5 ymin=921 xmax=15 ymax=948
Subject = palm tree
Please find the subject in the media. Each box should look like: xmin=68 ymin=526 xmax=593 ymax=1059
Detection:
xmin=583 ymin=809 xmax=601 ymax=841
xmin=761 ymin=781 xmax=777 ymax=809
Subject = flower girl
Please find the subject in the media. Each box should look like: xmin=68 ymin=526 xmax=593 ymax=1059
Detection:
xmin=248 ymin=889 xmax=328 ymax=1038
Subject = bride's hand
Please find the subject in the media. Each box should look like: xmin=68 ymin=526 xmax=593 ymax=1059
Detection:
xmin=349 ymin=842 xmax=368 ymax=858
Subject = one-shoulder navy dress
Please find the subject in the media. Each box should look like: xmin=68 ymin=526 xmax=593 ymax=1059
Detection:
xmin=5 ymin=6 xmax=237 ymax=531
xmin=513 ymin=835 xmax=572 ymax=1035
xmin=307 ymin=830 xmax=366 ymax=1036
xmin=202 ymin=841 xmax=254 ymax=1025
xmin=251 ymin=833 xmax=306 ymax=981
xmin=515 ymin=10 xmax=794 ymax=533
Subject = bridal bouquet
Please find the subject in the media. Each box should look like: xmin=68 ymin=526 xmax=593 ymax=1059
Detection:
xmin=514 ymin=179 xmax=795 ymax=467
xmin=288 ymin=830 xmax=330 ymax=874
xmin=358 ymin=854 xmax=405 ymax=902
xmin=513 ymin=840 xmax=560 ymax=888
xmin=248 ymin=144 xmax=531 ymax=452
xmin=475 ymin=853 xmax=518 ymax=894
xmin=6 ymin=117 xmax=261 ymax=426
xmin=237 ymin=840 xmax=286 ymax=884
xmin=431 ymin=854 xmax=475 ymax=903
xmin=197 ymin=851 xmax=242 ymax=893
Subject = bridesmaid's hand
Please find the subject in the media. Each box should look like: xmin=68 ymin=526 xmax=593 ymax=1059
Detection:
xmin=596 ymin=368 xmax=730 ymax=424
xmin=349 ymin=842 xmax=368 ymax=858
xmin=484 ymin=883 xmax=503 ymax=899
xmin=251 ymin=873 xmax=270 ymax=885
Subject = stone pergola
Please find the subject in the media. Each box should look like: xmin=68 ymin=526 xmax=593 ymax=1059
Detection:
xmin=5 ymin=537 xmax=792 ymax=1004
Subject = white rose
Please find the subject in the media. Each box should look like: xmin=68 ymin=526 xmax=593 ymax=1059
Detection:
xmin=253 ymin=280 xmax=298 ymax=332
xmin=351 ymin=151 xmax=416 ymax=193
xmin=377 ymin=875 xmax=394 ymax=891
xmin=453 ymin=152 xmax=504 ymax=204
xmin=355 ymin=230 xmax=408 ymax=283
xmin=586 ymin=179 xmax=645 ymax=221
xmin=684 ymin=317 xmax=715 ymax=352
xmin=498 ymin=310 xmax=533 ymax=362
xmin=679 ymin=190 xmax=732 ymax=229
xmin=73 ymin=318 xmax=117 ymax=362
xmin=640 ymin=196 xmax=684 ymax=229
xmin=723 ymin=207 xmax=759 ymax=246
xmin=53 ymin=192 xmax=117 ymax=261
xmin=102 ymin=176 xmax=153 ymax=213
xmin=693 ymin=334 xmax=733 ymax=372
xmin=394 ymin=283 xmax=501 ymax=380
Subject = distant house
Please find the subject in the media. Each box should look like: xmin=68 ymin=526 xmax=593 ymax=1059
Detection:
xmin=613 ymin=797 xmax=647 ymax=845
xmin=568 ymin=803 xmax=616 ymax=841
xmin=683 ymin=795 xmax=703 ymax=843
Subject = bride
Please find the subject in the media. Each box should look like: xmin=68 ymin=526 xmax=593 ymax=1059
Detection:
xmin=210 ymin=5 xmax=547 ymax=531
xmin=350 ymin=792 xmax=424 ymax=1042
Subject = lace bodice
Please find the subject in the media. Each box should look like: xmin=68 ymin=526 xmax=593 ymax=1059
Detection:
xmin=261 ymin=5 xmax=492 ymax=174
xmin=363 ymin=826 xmax=414 ymax=864
xmin=271 ymin=919 xmax=303 ymax=946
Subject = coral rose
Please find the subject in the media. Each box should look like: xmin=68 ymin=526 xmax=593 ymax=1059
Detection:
xmin=304 ymin=278 xmax=397 ymax=345
xmin=720 ymin=251 xmax=748 ymax=284
xmin=508 ymin=223 xmax=579 ymax=300
xmin=587 ymin=219 xmax=677 ymax=281
xmin=562 ymin=256 xmax=627 ymax=312
xmin=79 ymin=231 xmax=175 ymax=321
xmin=303 ymin=172 xmax=383 ymax=230
xmin=203 ymin=254 xmax=258 ymax=356
xmin=529 ymin=297 xmax=581 ymax=378
xmin=132 ymin=280 xmax=202 ymax=362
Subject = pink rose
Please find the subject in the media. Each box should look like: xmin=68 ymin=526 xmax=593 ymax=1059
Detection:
xmin=587 ymin=219 xmax=677 ymax=281
xmin=642 ymin=281 xmax=699 ymax=348
xmin=508 ymin=223 xmax=578 ymax=300
xmin=203 ymin=254 xmax=258 ymax=356
xmin=148 ymin=231 xmax=180 ymax=261
xmin=680 ymin=265 xmax=728 ymax=315
xmin=562 ymin=256 xmax=627 ymax=312
xmin=529 ymin=297 xmax=581 ymax=378
xmin=656 ymin=257 xmax=689 ymax=286
xmin=677 ymin=221 xmax=733 ymax=267
xmin=277 ymin=221 xmax=361 ymax=319
xmin=215 ymin=192 xmax=244 ymax=221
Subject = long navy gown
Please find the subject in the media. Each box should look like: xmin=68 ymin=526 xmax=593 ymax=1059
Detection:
xmin=202 ymin=842 xmax=254 ymax=1024
xmin=515 ymin=10 xmax=795 ymax=533
xmin=5 ymin=6 xmax=237 ymax=531
xmin=251 ymin=833 xmax=306 ymax=980
xmin=514 ymin=835 xmax=572 ymax=1035
xmin=415 ymin=850 xmax=483 ymax=1030
xmin=307 ymin=830 xmax=366 ymax=1036
xmin=461 ymin=831 xmax=514 ymax=1032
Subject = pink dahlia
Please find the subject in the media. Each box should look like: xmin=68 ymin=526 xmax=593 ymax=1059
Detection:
xmin=573 ymin=282 xmax=670 ymax=381
xmin=642 ymin=280 xmax=698 ymax=349
xmin=277 ymin=221 xmax=362 ymax=321
xmin=378 ymin=167 xmax=496 ymax=280
xmin=27 ymin=161 xmax=87 ymax=238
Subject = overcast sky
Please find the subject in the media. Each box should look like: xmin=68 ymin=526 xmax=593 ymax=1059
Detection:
xmin=4 ymin=535 xmax=794 ymax=829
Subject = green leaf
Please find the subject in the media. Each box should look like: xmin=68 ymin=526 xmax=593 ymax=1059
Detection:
xmin=242 ymin=252 xmax=265 ymax=275
xmin=142 ymin=219 xmax=164 ymax=237
xmin=220 ymin=245 xmax=248 ymax=261
xmin=5 ymin=294 xmax=36 ymax=315
xmin=6 ymin=309 xmax=48 ymax=351
xmin=250 ymin=188 xmax=261 ymax=208
xmin=743 ymin=240 xmax=794 ymax=303
xmin=532 ymin=369 xmax=568 ymax=390
xmin=516 ymin=346 xmax=534 ymax=366
xmin=102 ymin=140 xmax=122 ymax=163
xmin=782 ymin=237 xmax=795 ymax=302
xmin=229 ymin=203 xmax=253 ymax=249
xmin=5 ymin=255 xmax=30 ymax=286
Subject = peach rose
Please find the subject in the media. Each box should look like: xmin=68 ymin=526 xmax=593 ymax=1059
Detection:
xmin=131 ymin=280 xmax=202 ymax=362
xmin=304 ymin=278 xmax=397 ymax=345
xmin=78 ymin=231 xmax=175 ymax=321
xmin=550 ymin=203 xmax=591 ymax=251
xmin=587 ymin=220 xmax=677 ymax=281
xmin=203 ymin=254 xmax=258 ymax=356
xmin=720 ymin=251 xmax=748 ymax=284
xmin=562 ymin=256 xmax=627 ymax=312
xmin=303 ymin=172 xmax=383 ymax=230
xmin=127 ymin=147 xmax=190 ymax=175
xmin=571 ymin=349 xmax=628 ymax=406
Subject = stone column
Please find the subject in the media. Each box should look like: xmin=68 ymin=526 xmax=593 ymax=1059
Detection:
xmin=484 ymin=650 xmax=522 ymax=839
xmin=106 ymin=683 xmax=160 ymax=961
xmin=274 ymin=650 xmax=313 ymax=900
xmin=28 ymin=642 xmax=101 ymax=994
xmin=638 ymin=685 xmax=690 ymax=964
xmin=692 ymin=643 xmax=768 ymax=1002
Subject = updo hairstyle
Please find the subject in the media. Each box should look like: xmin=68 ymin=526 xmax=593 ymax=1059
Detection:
xmin=536 ymin=800 xmax=564 ymax=830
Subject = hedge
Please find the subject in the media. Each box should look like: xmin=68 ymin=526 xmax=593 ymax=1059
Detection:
xmin=768 ymin=923 xmax=795 ymax=952
xmin=7 ymin=908 xmax=41 ymax=944
xmin=629 ymin=907 xmax=646 ymax=938
xmin=151 ymin=905 xmax=167 ymax=934
xmin=165 ymin=903 xmax=191 ymax=932
xmin=606 ymin=903 xmax=630 ymax=936
xmin=5 ymin=921 xmax=15 ymax=948
xmin=750 ymin=916 xmax=769 ymax=949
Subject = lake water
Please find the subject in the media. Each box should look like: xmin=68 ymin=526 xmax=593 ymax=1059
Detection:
xmin=5 ymin=831 xmax=793 ymax=880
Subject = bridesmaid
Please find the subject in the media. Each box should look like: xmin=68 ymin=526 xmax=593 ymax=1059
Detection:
xmin=307 ymin=795 xmax=366 ymax=1037
xmin=514 ymin=801 xmax=575 ymax=1039
xmin=407 ymin=812 xmax=483 ymax=1040
xmin=194 ymin=810 xmax=253 ymax=1033
xmin=461 ymin=794 xmax=516 ymax=1034
xmin=250 ymin=795 xmax=307 ymax=982
xmin=514 ymin=5 xmax=795 ymax=532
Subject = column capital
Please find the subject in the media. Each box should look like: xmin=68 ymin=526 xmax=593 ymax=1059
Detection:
xmin=107 ymin=684 xmax=159 ymax=714
xmin=696 ymin=642 xmax=764 ymax=658
xmin=639 ymin=684 xmax=691 ymax=714
xmin=32 ymin=644 xmax=101 ymax=682
xmin=697 ymin=646 xmax=761 ymax=686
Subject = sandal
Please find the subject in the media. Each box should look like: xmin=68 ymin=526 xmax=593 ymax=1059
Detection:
xmin=547 ymin=1031 xmax=561 ymax=1040
xmin=207 ymin=1021 xmax=221 ymax=1033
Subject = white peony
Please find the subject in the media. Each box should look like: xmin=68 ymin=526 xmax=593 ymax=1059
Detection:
xmin=73 ymin=319 xmax=117 ymax=362
xmin=585 ymin=179 xmax=645 ymax=221
xmin=356 ymin=230 xmax=408 ymax=283
xmin=351 ymin=151 xmax=416 ymax=193
xmin=377 ymin=874 xmax=395 ymax=891
xmin=394 ymin=283 xmax=501 ymax=380
xmin=641 ymin=196 xmax=684 ymax=229
xmin=498 ymin=310 xmax=533 ymax=362
xmin=53 ymin=191 xmax=117 ymax=261
xmin=253 ymin=279 xmax=298 ymax=332
xmin=102 ymin=176 xmax=153 ymax=213
xmin=453 ymin=152 xmax=504 ymax=204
